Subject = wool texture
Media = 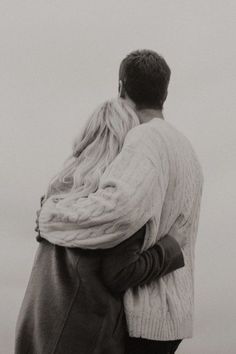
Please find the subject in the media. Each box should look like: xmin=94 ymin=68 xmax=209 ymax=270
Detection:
xmin=39 ymin=117 xmax=204 ymax=340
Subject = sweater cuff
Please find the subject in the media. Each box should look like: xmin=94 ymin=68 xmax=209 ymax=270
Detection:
xmin=156 ymin=235 xmax=185 ymax=276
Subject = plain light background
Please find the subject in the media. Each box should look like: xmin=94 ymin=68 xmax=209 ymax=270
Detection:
xmin=1 ymin=1 xmax=236 ymax=353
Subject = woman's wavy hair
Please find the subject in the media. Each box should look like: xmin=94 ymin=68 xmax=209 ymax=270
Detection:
xmin=44 ymin=97 xmax=140 ymax=203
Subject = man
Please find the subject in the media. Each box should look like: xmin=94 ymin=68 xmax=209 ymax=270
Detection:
xmin=38 ymin=49 xmax=204 ymax=353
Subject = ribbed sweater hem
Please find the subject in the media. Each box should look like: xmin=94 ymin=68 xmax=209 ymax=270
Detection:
xmin=125 ymin=311 xmax=193 ymax=340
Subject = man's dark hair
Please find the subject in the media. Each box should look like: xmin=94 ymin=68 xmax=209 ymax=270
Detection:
xmin=119 ymin=49 xmax=171 ymax=110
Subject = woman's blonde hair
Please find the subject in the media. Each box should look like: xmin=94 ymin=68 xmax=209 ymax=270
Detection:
xmin=44 ymin=98 xmax=140 ymax=203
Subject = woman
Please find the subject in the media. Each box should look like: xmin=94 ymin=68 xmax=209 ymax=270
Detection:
xmin=15 ymin=98 xmax=184 ymax=354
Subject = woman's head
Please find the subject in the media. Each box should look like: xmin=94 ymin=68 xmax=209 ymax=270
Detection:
xmin=45 ymin=97 xmax=140 ymax=200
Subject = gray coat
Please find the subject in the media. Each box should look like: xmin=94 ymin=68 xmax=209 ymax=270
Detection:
xmin=15 ymin=225 xmax=184 ymax=354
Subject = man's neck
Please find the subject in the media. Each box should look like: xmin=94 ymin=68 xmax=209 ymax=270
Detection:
xmin=122 ymin=96 xmax=164 ymax=124
xmin=136 ymin=108 xmax=164 ymax=124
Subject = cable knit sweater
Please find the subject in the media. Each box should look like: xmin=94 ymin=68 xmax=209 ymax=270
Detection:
xmin=39 ymin=117 xmax=204 ymax=340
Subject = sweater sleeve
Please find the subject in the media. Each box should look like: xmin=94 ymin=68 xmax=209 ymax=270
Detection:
xmin=38 ymin=126 xmax=169 ymax=249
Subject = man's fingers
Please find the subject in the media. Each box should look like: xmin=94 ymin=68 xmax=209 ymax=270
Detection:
xmin=40 ymin=195 xmax=46 ymax=207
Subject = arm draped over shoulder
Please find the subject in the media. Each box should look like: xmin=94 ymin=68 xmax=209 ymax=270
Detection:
xmin=38 ymin=125 xmax=169 ymax=249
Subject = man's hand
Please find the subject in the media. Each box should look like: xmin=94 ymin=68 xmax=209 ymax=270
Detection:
xmin=35 ymin=195 xmax=46 ymax=242
xmin=35 ymin=209 xmax=41 ymax=233
xmin=168 ymin=220 xmax=188 ymax=249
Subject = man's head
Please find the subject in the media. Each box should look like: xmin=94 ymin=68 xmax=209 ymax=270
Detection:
xmin=119 ymin=49 xmax=171 ymax=111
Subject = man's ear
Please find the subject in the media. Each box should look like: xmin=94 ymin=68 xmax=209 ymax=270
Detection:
xmin=162 ymin=89 xmax=168 ymax=106
xmin=118 ymin=80 xmax=122 ymax=97
xmin=118 ymin=80 xmax=126 ymax=98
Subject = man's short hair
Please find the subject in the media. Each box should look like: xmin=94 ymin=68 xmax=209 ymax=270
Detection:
xmin=119 ymin=49 xmax=171 ymax=110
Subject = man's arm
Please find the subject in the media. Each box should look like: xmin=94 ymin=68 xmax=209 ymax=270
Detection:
xmin=38 ymin=126 xmax=169 ymax=249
